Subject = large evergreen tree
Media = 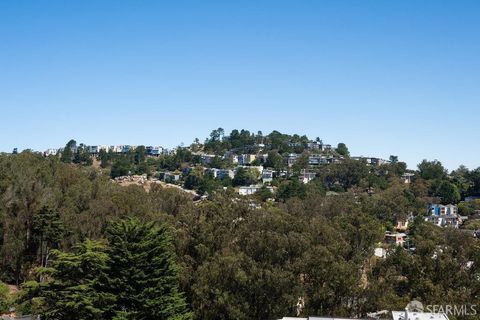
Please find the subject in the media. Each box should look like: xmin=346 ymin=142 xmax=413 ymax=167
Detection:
xmin=24 ymin=240 xmax=114 ymax=320
xmin=105 ymin=218 xmax=192 ymax=320
xmin=60 ymin=139 xmax=76 ymax=163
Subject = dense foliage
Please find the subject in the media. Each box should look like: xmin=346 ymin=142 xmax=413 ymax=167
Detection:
xmin=22 ymin=219 xmax=191 ymax=320
xmin=1 ymin=137 xmax=480 ymax=319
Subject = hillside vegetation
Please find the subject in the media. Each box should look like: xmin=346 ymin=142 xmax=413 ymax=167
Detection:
xmin=1 ymin=130 xmax=480 ymax=319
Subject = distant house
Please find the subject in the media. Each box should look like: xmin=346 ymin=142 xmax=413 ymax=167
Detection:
xmin=352 ymin=156 xmax=390 ymax=166
xmin=384 ymin=231 xmax=407 ymax=247
xmin=208 ymin=168 xmax=234 ymax=179
xmin=146 ymin=146 xmax=163 ymax=156
xmin=287 ymin=141 xmax=302 ymax=148
xmin=109 ymin=145 xmax=123 ymax=153
xmin=238 ymin=185 xmax=272 ymax=196
xmin=44 ymin=148 xmax=59 ymax=156
xmin=87 ymin=145 xmax=99 ymax=154
xmin=262 ymin=169 xmax=275 ymax=183
xmin=163 ymin=148 xmax=176 ymax=155
xmin=121 ymin=145 xmax=132 ymax=153
xmin=426 ymin=204 xmax=466 ymax=228
xmin=308 ymin=154 xmax=326 ymax=165
xmin=238 ymin=154 xmax=256 ymax=165
xmin=223 ymin=153 xmax=239 ymax=164
xmin=306 ymin=140 xmax=323 ymax=150
xmin=429 ymin=204 xmax=458 ymax=216
xmin=200 ymin=154 xmax=216 ymax=164
xmin=287 ymin=153 xmax=298 ymax=167
xmin=256 ymin=153 xmax=269 ymax=163
xmin=161 ymin=172 xmax=181 ymax=182
xmin=401 ymin=173 xmax=415 ymax=184
xmin=300 ymin=170 xmax=316 ymax=184
xmin=239 ymin=185 xmax=262 ymax=195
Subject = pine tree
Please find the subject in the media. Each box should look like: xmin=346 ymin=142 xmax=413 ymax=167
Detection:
xmin=32 ymin=206 xmax=66 ymax=269
xmin=24 ymin=240 xmax=115 ymax=320
xmin=60 ymin=139 xmax=76 ymax=163
xmin=105 ymin=218 xmax=192 ymax=320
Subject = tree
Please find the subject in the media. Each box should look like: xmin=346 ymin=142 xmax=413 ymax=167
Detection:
xmin=256 ymin=185 xmax=273 ymax=201
xmin=105 ymin=219 xmax=192 ymax=320
xmin=73 ymin=144 xmax=92 ymax=166
xmin=23 ymin=240 xmax=114 ymax=320
xmin=277 ymin=178 xmax=307 ymax=201
xmin=469 ymin=167 xmax=480 ymax=196
xmin=0 ymin=281 xmax=14 ymax=313
xmin=336 ymin=143 xmax=349 ymax=157
xmin=418 ymin=159 xmax=446 ymax=180
xmin=264 ymin=151 xmax=284 ymax=171
xmin=32 ymin=207 xmax=66 ymax=269
xmin=435 ymin=180 xmax=461 ymax=204
xmin=60 ymin=139 xmax=76 ymax=163
xmin=389 ymin=155 xmax=398 ymax=163
xmin=233 ymin=167 xmax=259 ymax=186
xmin=111 ymin=158 xmax=131 ymax=178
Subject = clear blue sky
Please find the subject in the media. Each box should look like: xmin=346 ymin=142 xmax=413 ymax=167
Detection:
xmin=1 ymin=1 xmax=479 ymax=170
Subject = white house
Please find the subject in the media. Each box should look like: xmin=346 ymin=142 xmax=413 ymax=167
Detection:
xmin=208 ymin=168 xmax=234 ymax=179
xmin=238 ymin=185 xmax=272 ymax=196
xmin=401 ymin=173 xmax=415 ymax=184
xmin=44 ymin=148 xmax=59 ymax=156
xmin=262 ymin=169 xmax=274 ymax=183
xmin=300 ymin=170 xmax=316 ymax=184
xmin=146 ymin=146 xmax=163 ymax=156
xmin=426 ymin=204 xmax=465 ymax=228
xmin=239 ymin=185 xmax=262 ymax=195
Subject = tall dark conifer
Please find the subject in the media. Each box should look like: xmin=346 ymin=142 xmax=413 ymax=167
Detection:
xmin=105 ymin=218 xmax=192 ymax=320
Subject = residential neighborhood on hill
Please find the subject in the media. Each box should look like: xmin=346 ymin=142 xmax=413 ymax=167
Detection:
xmin=2 ymin=129 xmax=480 ymax=319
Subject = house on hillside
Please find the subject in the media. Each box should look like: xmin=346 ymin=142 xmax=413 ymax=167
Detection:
xmin=87 ymin=145 xmax=99 ymax=154
xmin=384 ymin=231 xmax=408 ymax=247
xmin=146 ymin=146 xmax=163 ymax=156
xmin=121 ymin=145 xmax=133 ymax=153
xmin=426 ymin=204 xmax=467 ymax=228
xmin=300 ymin=170 xmax=316 ymax=184
xmin=160 ymin=172 xmax=181 ymax=182
xmin=238 ymin=154 xmax=256 ymax=165
xmin=308 ymin=154 xmax=326 ymax=165
xmin=287 ymin=153 xmax=298 ymax=167
xmin=44 ymin=148 xmax=59 ymax=156
xmin=239 ymin=185 xmax=262 ymax=195
xmin=401 ymin=173 xmax=415 ymax=184
xmin=200 ymin=154 xmax=216 ymax=164
xmin=208 ymin=168 xmax=234 ymax=179
xmin=352 ymin=156 xmax=390 ymax=166
xmin=262 ymin=169 xmax=275 ymax=183
xmin=306 ymin=140 xmax=323 ymax=150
